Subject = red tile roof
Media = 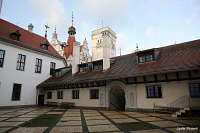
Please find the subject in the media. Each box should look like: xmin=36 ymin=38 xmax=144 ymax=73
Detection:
xmin=38 ymin=39 xmax=200 ymax=87
xmin=0 ymin=19 xmax=64 ymax=59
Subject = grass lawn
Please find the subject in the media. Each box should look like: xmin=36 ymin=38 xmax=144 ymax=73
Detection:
xmin=23 ymin=114 xmax=61 ymax=127
xmin=120 ymin=122 xmax=158 ymax=131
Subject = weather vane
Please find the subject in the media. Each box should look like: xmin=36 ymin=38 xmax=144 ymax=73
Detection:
xmin=44 ymin=24 xmax=50 ymax=38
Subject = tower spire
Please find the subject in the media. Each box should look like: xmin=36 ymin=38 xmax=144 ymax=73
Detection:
xmin=68 ymin=11 xmax=76 ymax=38
xmin=72 ymin=11 xmax=74 ymax=26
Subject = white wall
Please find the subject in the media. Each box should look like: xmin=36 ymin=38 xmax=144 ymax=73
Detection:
xmin=0 ymin=41 xmax=65 ymax=106
xmin=45 ymin=87 xmax=100 ymax=107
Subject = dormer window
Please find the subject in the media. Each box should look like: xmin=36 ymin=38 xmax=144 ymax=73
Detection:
xmin=139 ymin=55 xmax=153 ymax=63
xmin=79 ymin=64 xmax=88 ymax=72
xmin=40 ymin=41 xmax=49 ymax=50
xmin=10 ymin=29 xmax=21 ymax=41
xmin=43 ymin=45 xmax=48 ymax=50
xmin=137 ymin=49 xmax=156 ymax=63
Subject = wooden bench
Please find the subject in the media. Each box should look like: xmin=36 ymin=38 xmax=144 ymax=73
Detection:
xmin=60 ymin=102 xmax=75 ymax=109
xmin=46 ymin=102 xmax=58 ymax=107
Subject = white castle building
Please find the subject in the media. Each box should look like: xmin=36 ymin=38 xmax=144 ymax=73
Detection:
xmin=51 ymin=26 xmax=117 ymax=65
xmin=50 ymin=25 xmax=92 ymax=66
xmin=50 ymin=12 xmax=117 ymax=65
xmin=0 ymin=19 xmax=65 ymax=107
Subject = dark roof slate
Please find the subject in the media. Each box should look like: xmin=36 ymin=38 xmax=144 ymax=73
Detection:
xmin=38 ymin=38 xmax=200 ymax=87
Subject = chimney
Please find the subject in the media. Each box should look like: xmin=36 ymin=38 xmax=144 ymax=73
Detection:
xmin=102 ymin=30 xmax=110 ymax=71
xmin=72 ymin=41 xmax=80 ymax=74
xmin=28 ymin=23 xmax=34 ymax=33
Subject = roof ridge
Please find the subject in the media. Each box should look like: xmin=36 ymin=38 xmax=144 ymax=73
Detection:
xmin=158 ymin=39 xmax=200 ymax=49
xmin=0 ymin=18 xmax=47 ymax=41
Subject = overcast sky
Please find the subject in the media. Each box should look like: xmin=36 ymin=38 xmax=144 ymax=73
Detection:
xmin=1 ymin=0 xmax=200 ymax=56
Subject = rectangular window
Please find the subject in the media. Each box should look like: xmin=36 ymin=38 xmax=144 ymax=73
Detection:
xmin=80 ymin=66 xmax=88 ymax=72
xmin=50 ymin=62 xmax=56 ymax=75
xmin=57 ymin=91 xmax=63 ymax=99
xmin=12 ymin=84 xmax=21 ymax=101
xmin=72 ymin=90 xmax=79 ymax=99
xmin=189 ymin=83 xmax=200 ymax=98
xmin=139 ymin=55 xmax=153 ymax=63
xmin=16 ymin=54 xmax=26 ymax=71
xmin=80 ymin=67 xmax=83 ymax=72
xmin=47 ymin=91 xmax=52 ymax=99
xmin=145 ymin=55 xmax=153 ymax=62
xmin=146 ymin=85 xmax=162 ymax=98
xmin=35 ymin=58 xmax=42 ymax=73
xmin=139 ymin=56 xmax=145 ymax=63
xmin=93 ymin=64 xmax=103 ymax=70
xmin=90 ymin=89 xmax=99 ymax=99
xmin=0 ymin=49 xmax=5 ymax=67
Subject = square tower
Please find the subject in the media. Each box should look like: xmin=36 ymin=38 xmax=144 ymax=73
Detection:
xmin=91 ymin=27 xmax=117 ymax=61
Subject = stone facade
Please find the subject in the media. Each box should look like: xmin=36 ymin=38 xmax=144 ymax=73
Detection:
xmin=50 ymin=29 xmax=66 ymax=57
xmin=91 ymin=27 xmax=117 ymax=61
xmin=44 ymin=70 xmax=200 ymax=111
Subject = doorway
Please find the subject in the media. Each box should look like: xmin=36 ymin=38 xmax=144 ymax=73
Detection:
xmin=38 ymin=95 xmax=44 ymax=106
xmin=109 ymin=86 xmax=125 ymax=111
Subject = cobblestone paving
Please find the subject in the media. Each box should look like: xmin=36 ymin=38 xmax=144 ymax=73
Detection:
xmin=0 ymin=107 xmax=199 ymax=133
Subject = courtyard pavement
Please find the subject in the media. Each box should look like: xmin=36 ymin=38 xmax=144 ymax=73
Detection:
xmin=0 ymin=107 xmax=199 ymax=133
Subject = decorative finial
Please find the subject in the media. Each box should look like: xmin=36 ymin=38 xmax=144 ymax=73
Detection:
xmin=45 ymin=24 xmax=50 ymax=38
xmin=136 ymin=43 xmax=138 ymax=50
xmin=85 ymin=37 xmax=87 ymax=41
xmin=16 ymin=23 xmax=19 ymax=30
xmin=72 ymin=11 xmax=74 ymax=26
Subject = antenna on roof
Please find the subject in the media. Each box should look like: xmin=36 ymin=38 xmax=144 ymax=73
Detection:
xmin=119 ymin=48 xmax=122 ymax=56
xmin=175 ymin=41 xmax=176 ymax=44
xmin=45 ymin=24 xmax=50 ymax=38
xmin=136 ymin=43 xmax=139 ymax=50
xmin=72 ymin=11 xmax=74 ymax=26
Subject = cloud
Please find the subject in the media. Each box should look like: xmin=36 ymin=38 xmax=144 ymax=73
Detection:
xmin=27 ymin=0 xmax=68 ymax=41
xmin=117 ymin=32 xmax=135 ymax=55
xmin=187 ymin=0 xmax=200 ymax=24
xmin=186 ymin=14 xmax=200 ymax=24
xmin=75 ymin=0 xmax=132 ymax=22
xmin=146 ymin=26 xmax=155 ymax=37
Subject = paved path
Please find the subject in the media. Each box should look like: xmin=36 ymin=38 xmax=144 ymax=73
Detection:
xmin=0 ymin=107 xmax=199 ymax=133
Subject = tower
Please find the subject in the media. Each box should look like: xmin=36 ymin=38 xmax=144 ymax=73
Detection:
xmin=50 ymin=27 xmax=65 ymax=56
xmin=80 ymin=38 xmax=92 ymax=63
xmin=91 ymin=27 xmax=117 ymax=61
